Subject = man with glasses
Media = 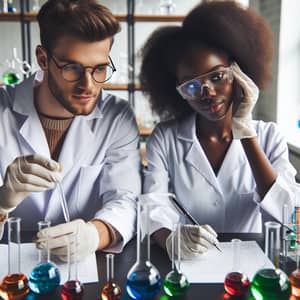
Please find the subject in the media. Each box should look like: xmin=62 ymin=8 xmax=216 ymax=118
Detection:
xmin=0 ymin=0 xmax=141 ymax=261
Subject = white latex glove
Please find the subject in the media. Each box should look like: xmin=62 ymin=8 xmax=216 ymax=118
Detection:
xmin=166 ymin=224 xmax=219 ymax=260
xmin=35 ymin=219 xmax=99 ymax=262
xmin=231 ymin=62 xmax=259 ymax=139
xmin=0 ymin=154 xmax=62 ymax=212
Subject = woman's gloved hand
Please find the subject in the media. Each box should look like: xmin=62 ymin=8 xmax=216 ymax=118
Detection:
xmin=166 ymin=224 xmax=219 ymax=260
xmin=0 ymin=154 xmax=62 ymax=212
xmin=232 ymin=62 xmax=259 ymax=139
xmin=35 ymin=219 xmax=99 ymax=262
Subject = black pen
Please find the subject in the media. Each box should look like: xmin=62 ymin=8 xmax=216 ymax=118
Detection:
xmin=168 ymin=194 xmax=222 ymax=252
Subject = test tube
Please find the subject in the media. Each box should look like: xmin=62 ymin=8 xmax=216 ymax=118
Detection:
xmin=57 ymin=182 xmax=70 ymax=223
xmin=0 ymin=217 xmax=30 ymax=299
xmin=61 ymin=232 xmax=84 ymax=300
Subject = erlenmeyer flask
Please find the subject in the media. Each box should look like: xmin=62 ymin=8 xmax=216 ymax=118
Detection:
xmin=250 ymin=221 xmax=291 ymax=299
xmin=224 ymin=239 xmax=250 ymax=296
xmin=61 ymin=232 xmax=84 ymax=300
xmin=0 ymin=217 xmax=30 ymax=300
xmin=2 ymin=59 xmax=21 ymax=85
xmin=126 ymin=199 xmax=162 ymax=300
xmin=101 ymin=253 xmax=121 ymax=300
xmin=29 ymin=220 xmax=60 ymax=294
xmin=163 ymin=223 xmax=189 ymax=296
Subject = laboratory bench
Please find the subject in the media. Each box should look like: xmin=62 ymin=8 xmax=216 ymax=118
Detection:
xmin=4 ymin=232 xmax=292 ymax=300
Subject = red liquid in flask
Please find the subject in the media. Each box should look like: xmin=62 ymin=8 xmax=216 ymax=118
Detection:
xmin=224 ymin=271 xmax=250 ymax=296
xmin=0 ymin=273 xmax=29 ymax=300
xmin=101 ymin=281 xmax=121 ymax=300
xmin=290 ymin=269 xmax=300 ymax=297
xmin=61 ymin=280 xmax=84 ymax=300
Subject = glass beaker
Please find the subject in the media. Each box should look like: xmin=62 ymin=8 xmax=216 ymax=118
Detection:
xmin=224 ymin=239 xmax=250 ymax=296
xmin=289 ymin=224 xmax=300 ymax=297
xmin=126 ymin=199 xmax=162 ymax=300
xmin=7 ymin=0 xmax=16 ymax=12
xmin=0 ymin=217 xmax=30 ymax=300
xmin=32 ymin=0 xmax=40 ymax=12
xmin=101 ymin=253 xmax=121 ymax=300
xmin=159 ymin=0 xmax=176 ymax=15
xmin=29 ymin=220 xmax=60 ymax=294
xmin=250 ymin=221 xmax=291 ymax=300
xmin=61 ymin=232 xmax=84 ymax=300
xmin=163 ymin=223 xmax=189 ymax=296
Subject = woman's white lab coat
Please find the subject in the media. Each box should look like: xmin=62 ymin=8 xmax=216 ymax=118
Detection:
xmin=0 ymin=75 xmax=141 ymax=252
xmin=143 ymin=114 xmax=297 ymax=233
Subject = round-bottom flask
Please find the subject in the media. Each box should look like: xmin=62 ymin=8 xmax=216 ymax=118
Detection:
xmin=29 ymin=221 xmax=61 ymax=294
xmin=224 ymin=272 xmax=250 ymax=296
xmin=101 ymin=254 xmax=121 ymax=300
xmin=251 ymin=268 xmax=290 ymax=299
xmin=61 ymin=280 xmax=84 ymax=300
xmin=126 ymin=261 xmax=161 ymax=300
xmin=126 ymin=199 xmax=162 ymax=300
xmin=224 ymin=239 xmax=250 ymax=296
xmin=250 ymin=222 xmax=291 ymax=300
xmin=0 ymin=218 xmax=30 ymax=300
xmin=29 ymin=262 xmax=60 ymax=294
xmin=163 ymin=222 xmax=189 ymax=296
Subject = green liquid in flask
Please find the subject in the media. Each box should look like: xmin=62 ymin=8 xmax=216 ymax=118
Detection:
xmin=250 ymin=268 xmax=291 ymax=300
xmin=163 ymin=271 xmax=189 ymax=296
xmin=3 ymin=72 xmax=21 ymax=85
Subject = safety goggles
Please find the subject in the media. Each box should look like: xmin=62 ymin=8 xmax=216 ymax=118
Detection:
xmin=176 ymin=65 xmax=233 ymax=101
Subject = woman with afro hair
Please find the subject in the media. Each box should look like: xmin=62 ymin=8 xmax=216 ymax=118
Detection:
xmin=140 ymin=1 xmax=299 ymax=259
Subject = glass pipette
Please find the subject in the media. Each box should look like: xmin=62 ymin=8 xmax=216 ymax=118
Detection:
xmin=57 ymin=182 xmax=70 ymax=223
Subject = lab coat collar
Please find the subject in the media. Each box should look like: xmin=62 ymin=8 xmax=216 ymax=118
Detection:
xmin=177 ymin=113 xmax=247 ymax=194
xmin=177 ymin=113 xmax=196 ymax=142
xmin=13 ymin=74 xmax=36 ymax=115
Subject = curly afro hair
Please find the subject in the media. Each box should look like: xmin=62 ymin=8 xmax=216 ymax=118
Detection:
xmin=139 ymin=1 xmax=273 ymax=120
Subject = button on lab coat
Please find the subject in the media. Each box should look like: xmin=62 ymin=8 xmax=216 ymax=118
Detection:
xmin=144 ymin=114 xmax=297 ymax=233
xmin=0 ymin=75 xmax=141 ymax=252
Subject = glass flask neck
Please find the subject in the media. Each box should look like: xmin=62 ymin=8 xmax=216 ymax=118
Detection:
xmin=264 ymin=221 xmax=281 ymax=268
xmin=106 ymin=253 xmax=115 ymax=282
xmin=38 ymin=220 xmax=51 ymax=264
xmin=136 ymin=201 xmax=150 ymax=263
xmin=7 ymin=217 xmax=21 ymax=275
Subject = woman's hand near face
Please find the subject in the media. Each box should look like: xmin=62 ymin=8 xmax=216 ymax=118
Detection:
xmin=231 ymin=62 xmax=259 ymax=139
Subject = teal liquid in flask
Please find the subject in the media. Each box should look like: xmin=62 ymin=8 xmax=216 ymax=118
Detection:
xmin=250 ymin=221 xmax=291 ymax=299
xmin=126 ymin=198 xmax=161 ymax=299
xmin=29 ymin=220 xmax=60 ymax=294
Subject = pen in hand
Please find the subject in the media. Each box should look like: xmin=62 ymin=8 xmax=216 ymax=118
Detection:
xmin=167 ymin=193 xmax=222 ymax=252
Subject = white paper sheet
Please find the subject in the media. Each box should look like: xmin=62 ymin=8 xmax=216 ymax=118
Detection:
xmin=0 ymin=243 xmax=98 ymax=283
xmin=178 ymin=241 xmax=274 ymax=283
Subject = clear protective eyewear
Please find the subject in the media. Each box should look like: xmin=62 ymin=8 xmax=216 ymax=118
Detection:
xmin=50 ymin=54 xmax=116 ymax=83
xmin=176 ymin=65 xmax=233 ymax=101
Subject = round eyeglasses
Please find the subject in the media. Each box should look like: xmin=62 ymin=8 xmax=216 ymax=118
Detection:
xmin=50 ymin=54 xmax=116 ymax=83
xmin=176 ymin=65 xmax=233 ymax=101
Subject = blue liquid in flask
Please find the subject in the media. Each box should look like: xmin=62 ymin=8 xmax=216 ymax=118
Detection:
xmin=29 ymin=262 xmax=60 ymax=294
xmin=126 ymin=271 xmax=161 ymax=300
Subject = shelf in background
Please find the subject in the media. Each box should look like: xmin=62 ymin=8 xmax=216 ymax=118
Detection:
xmin=104 ymin=83 xmax=141 ymax=91
xmin=0 ymin=13 xmax=184 ymax=23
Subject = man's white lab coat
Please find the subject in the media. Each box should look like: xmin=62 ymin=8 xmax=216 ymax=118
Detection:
xmin=0 ymin=75 xmax=141 ymax=252
xmin=144 ymin=114 xmax=297 ymax=234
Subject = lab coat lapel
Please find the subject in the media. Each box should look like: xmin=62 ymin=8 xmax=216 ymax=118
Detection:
xmin=178 ymin=115 xmax=222 ymax=195
xmin=13 ymin=76 xmax=50 ymax=158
